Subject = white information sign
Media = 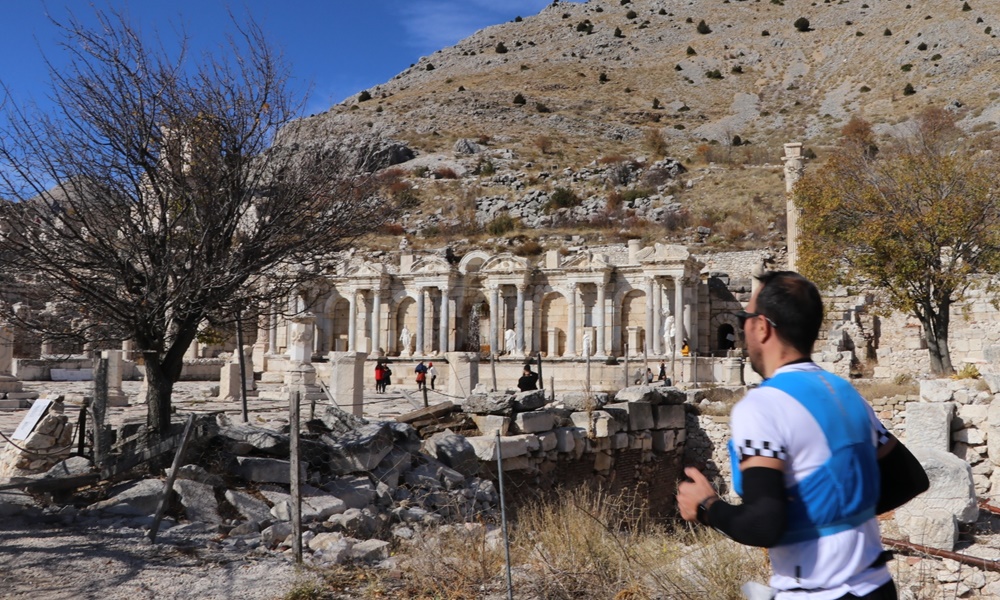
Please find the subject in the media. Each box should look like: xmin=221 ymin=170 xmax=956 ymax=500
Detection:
xmin=11 ymin=398 xmax=52 ymax=441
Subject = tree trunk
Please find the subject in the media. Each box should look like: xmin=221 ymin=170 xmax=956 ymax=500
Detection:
xmin=920 ymin=301 xmax=954 ymax=376
xmin=144 ymin=352 xmax=174 ymax=438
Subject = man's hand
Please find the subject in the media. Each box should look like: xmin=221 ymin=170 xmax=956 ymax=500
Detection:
xmin=676 ymin=466 xmax=717 ymax=522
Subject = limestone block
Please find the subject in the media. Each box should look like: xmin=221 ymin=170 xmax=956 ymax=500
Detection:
xmin=472 ymin=414 xmax=510 ymax=437
xmin=309 ymin=532 xmax=352 ymax=559
xmin=350 ymin=539 xmax=390 ymax=562
xmin=652 ymin=430 xmax=677 ymax=452
xmin=261 ymin=522 xmax=294 ymax=548
xmin=920 ymin=380 xmax=954 ymax=403
xmin=957 ymin=404 xmax=989 ymax=428
xmin=514 ymin=410 xmax=555 ymax=433
xmin=502 ymin=456 xmax=534 ymax=471
xmin=553 ymin=427 xmax=577 ymax=454
xmin=302 ymin=495 xmax=348 ymax=521
xmin=611 ymin=432 xmax=629 ymax=449
xmin=600 ymin=406 xmax=630 ymax=431
xmin=953 ymin=427 xmax=985 ymax=445
xmin=424 ymin=432 xmax=479 ymax=477
xmin=86 ymin=479 xmax=163 ymax=517
xmin=322 ymin=423 xmax=395 ymax=473
xmin=465 ymin=435 xmax=529 ymax=461
xmin=987 ymin=398 xmax=1000 ymax=466
xmin=174 ymin=479 xmax=222 ymax=524
xmin=895 ymin=509 xmax=957 ymax=551
xmin=323 ymin=477 xmax=377 ymax=510
xmin=235 ymin=456 xmax=305 ymax=485
xmin=512 ymin=390 xmax=547 ymax=412
xmin=537 ymin=431 xmax=558 ymax=452
xmin=225 ymin=490 xmax=272 ymax=524
xmin=952 ymin=442 xmax=983 ymax=464
xmin=572 ymin=428 xmax=587 ymax=459
xmin=593 ymin=412 xmax=618 ymax=438
xmin=557 ymin=391 xmax=609 ymax=410
xmin=570 ymin=411 xmax=592 ymax=433
xmin=614 ymin=385 xmax=663 ymax=404
xmin=605 ymin=401 xmax=654 ymax=431
xmin=906 ymin=402 xmax=954 ymax=452
xmin=510 ymin=433 xmax=541 ymax=453
xmin=653 ymin=404 xmax=686 ymax=430
xmin=896 ymin=447 xmax=978 ymax=527
xmin=463 ymin=392 xmax=513 ymax=416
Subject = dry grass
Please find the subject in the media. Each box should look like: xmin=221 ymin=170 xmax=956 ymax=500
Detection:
xmin=371 ymin=488 xmax=771 ymax=600
xmin=853 ymin=379 xmax=919 ymax=402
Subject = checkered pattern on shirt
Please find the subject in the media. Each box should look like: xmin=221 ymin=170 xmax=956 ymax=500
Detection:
xmin=737 ymin=439 xmax=789 ymax=461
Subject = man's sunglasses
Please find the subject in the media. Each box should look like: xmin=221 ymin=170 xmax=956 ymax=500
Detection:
xmin=735 ymin=310 xmax=777 ymax=330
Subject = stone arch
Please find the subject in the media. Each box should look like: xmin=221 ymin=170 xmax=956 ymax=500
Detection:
xmin=710 ymin=312 xmax=742 ymax=355
xmin=458 ymin=250 xmax=491 ymax=275
xmin=457 ymin=289 xmax=489 ymax=353
xmin=539 ymin=291 xmax=568 ymax=357
xmin=329 ymin=297 xmax=350 ymax=352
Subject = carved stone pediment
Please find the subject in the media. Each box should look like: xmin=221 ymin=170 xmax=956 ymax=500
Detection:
xmin=562 ymin=252 xmax=610 ymax=270
xmin=409 ymin=256 xmax=453 ymax=276
xmin=347 ymin=262 xmax=387 ymax=277
xmin=481 ymin=253 xmax=529 ymax=275
xmin=638 ymin=243 xmax=690 ymax=264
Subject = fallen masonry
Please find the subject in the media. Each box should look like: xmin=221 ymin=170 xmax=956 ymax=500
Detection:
xmin=0 ymin=381 xmax=687 ymax=567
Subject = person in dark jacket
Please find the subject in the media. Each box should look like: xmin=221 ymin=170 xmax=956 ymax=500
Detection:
xmin=517 ymin=365 xmax=539 ymax=392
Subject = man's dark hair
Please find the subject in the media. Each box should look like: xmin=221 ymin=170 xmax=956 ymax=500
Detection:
xmin=754 ymin=271 xmax=824 ymax=356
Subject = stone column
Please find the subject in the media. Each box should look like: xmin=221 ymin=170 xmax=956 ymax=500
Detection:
xmin=347 ymin=290 xmax=357 ymax=353
xmin=416 ymin=287 xmax=426 ymax=355
xmin=446 ymin=351 xmax=479 ymax=399
xmin=288 ymin=313 xmax=315 ymax=365
xmin=252 ymin=313 xmax=269 ymax=369
xmin=567 ymin=282 xmax=577 ymax=356
xmin=489 ymin=284 xmax=500 ymax=354
xmin=783 ymin=142 xmax=805 ymax=272
xmin=673 ymin=275 xmax=685 ymax=353
xmin=326 ymin=351 xmax=367 ymax=416
xmin=101 ymin=349 xmax=128 ymax=406
xmin=515 ymin=284 xmax=526 ymax=357
xmin=0 ymin=326 xmax=12 ymax=376
xmin=595 ymin=282 xmax=607 ymax=357
xmin=683 ymin=281 xmax=693 ymax=350
xmin=652 ymin=278 xmax=662 ymax=356
xmin=268 ymin=306 xmax=278 ymax=354
xmin=644 ymin=278 xmax=654 ymax=356
xmin=439 ymin=286 xmax=450 ymax=354
xmin=371 ymin=288 xmax=382 ymax=356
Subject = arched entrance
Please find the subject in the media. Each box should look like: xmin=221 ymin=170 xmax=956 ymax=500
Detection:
xmin=540 ymin=292 xmax=567 ymax=357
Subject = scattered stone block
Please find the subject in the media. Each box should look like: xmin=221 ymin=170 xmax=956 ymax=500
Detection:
xmin=225 ymin=489 xmax=272 ymax=524
xmin=605 ymin=401 xmax=654 ymax=431
xmin=512 ymin=389 xmax=546 ymax=412
xmin=423 ymin=431 xmax=479 ymax=476
xmin=465 ymin=435 xmax=529 ymax=461
xmin=323 ymin=476 xmax=377 ymax=510
xmin=906 ymin=402 xmax=954 ymax=452
xmin=235 ymin=456 xmax=305 ymax=485
xmin=472 ymin=414 xmax=510 ymax=436
xmin=653 ymin=404 xmax=685 ymax=430
xmin=895 ymin=508 xmax=957 ymax=551
xmin=513 ymin=410 xmax=554 ymax=434
xmin=896 ymin=447 xmax=978 ymax=536
xmin=174 ymin=479 xmax=222 ymax=524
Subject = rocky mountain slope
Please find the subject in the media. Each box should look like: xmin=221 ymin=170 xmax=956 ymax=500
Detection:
xmin=284 ymin=0 xmax=1000 ymax=253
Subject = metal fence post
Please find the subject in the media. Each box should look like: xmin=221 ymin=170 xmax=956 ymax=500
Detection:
xmin=289 ymin=391 xmax=302 ymax=564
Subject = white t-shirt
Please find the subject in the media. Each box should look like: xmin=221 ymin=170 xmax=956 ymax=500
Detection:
xmin=730 ymin=362 xmax=892 ymax=599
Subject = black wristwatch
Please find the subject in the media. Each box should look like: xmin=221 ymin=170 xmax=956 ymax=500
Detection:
xmin=697 ymin=496 xmax=717 ymax=526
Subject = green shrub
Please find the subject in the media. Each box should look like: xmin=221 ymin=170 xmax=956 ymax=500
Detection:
xmin=931 ymin=53 xmax=942 ymax=61
xmin=917 ymin=42 xmax=928 ymax=50
xmin=486 ymin=215 xmax=517 ymax=235
xmin=659 ymin=8 xmax=667 ymax=15
xmin=513 ymin=240 xmax=544 ymax=256
xmin=903 ymin=82 xmax=916 ymax=95
xmin=614 ymin=26 xmax=624 ymax=37
xmin=358 ymin=90 xmax=372 ymax=102
xmin=474 ymin=158 xmax=495 ymax=176
xmin=859 ymin=85 xmax=871 ymax=92
xmin=884 ymin=28 xmax=892 ymax=35
xmin=856 ymin=31 xmax=864 ymax=36
xmin=697 ymin=20 xmax=712 ymax=34
xmin=546 ymin=187 xmax=582 ymax=212
xmin=963 ymin=2 xmax=972 ymax=11
xmin=705 ymin=69 xmax=723 ymax=79
xmin=652 ymin=97 xmax=661 ymax=109
xmin=513 ymin=93 xmax=527 ymax=105
xmin=599 ymin=72 xmax=609 ymax=83
xmin=901 ymin=63 xmax=913 ymax=71
xmin=495 ymin=42 xmax=508 ymax=53
xmin=762 ymin=30 xmax=770 ymax=36
xmin=794 ymin=17 xmax=811 ymax=32
xmin=731 ymin=65 xmax=743 ymax=74
xmin=626 ymin=9 xmax=638 ymax=19
xmin=535 ymin=102 xmax=551 ymax=113
xmin=576 ymin=20 xmax=593 ymax=33
xmin=674 ymin=64 xmax=683 ymax=71
xmin=686 ymin=46 xmax=697 ymax=55
xmin=621 ymin=187 xmax=654 ymax=203
xmin=988 ymin=26 xmax=993 ymax=35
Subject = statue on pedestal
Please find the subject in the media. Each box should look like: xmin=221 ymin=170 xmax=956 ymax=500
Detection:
xmin=399 ymin=326 xmax=412 ymax=356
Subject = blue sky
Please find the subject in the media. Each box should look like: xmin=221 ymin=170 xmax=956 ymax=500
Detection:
xmin=0 ymin=1 xmax=581 ymax=117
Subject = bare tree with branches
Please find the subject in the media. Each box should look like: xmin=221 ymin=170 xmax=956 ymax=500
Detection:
xmin=0 ymin=9 xmax=396 ymax=438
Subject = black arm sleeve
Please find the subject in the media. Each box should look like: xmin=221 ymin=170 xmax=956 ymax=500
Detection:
xmin=876 ymin=440 xmax=929 ymax=514
xmin=707 ymin=467 xmax=787 ymax=548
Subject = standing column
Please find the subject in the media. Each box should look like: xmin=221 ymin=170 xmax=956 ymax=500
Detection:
xmin=683 ymin=279 xmax=693 ymax=349
xmin=515 ymin=284 xmax=526 ymax=356
xmin=416 ymin=287 xmax=426 ymax=356
xmin=489 ymin=284 xmax=500 ymax=354
xmin=690 ymin=280 xmax=699 ymax=352
xmin=567 ymin=282 xmax=577 ymax=356
xmin=439 ymin=286 xmax=450 ymax=354
xmin=268 ymin=305 xmax=278 ymax=354
xmin=371 ymin=288 xmax=382 ymax=355
xmin=644 ymin=278 xmax=654 ymax=356
xmin=652 ymin=278 xmax=662 ymax=356
xmin=347 ymin=290 xmax=357 ymax=352
xmin=596 ymin=282 xmax=606 ymax=357
xmin=673 ymin=276 xmax=684 ymax=353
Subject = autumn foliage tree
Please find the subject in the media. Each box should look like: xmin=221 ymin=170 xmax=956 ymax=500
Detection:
xmin=0 ymin=10 xmax=395 ymax=438
xmin=795 ymin=109 xmax=1000 ymax=374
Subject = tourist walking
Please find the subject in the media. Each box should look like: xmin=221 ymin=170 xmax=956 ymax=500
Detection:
xmin=676 ymin=271 xmax=928 ymax=599
xmin=374 ymin=363 xmax=385 ymax=393
xmin=414 ymin=360 xmax=428 ymax=390
xmin=427 ymin=362 xmax=437 ymax=390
